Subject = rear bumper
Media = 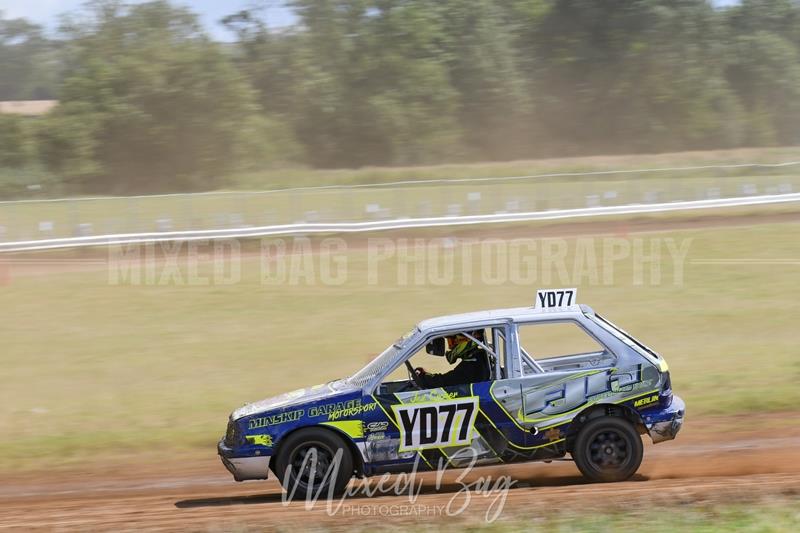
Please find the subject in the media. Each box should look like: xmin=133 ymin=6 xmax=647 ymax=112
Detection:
xmin=218 ymin=438 xmax=271 ymax=481
xmin=644 ymin=395 xmax=685 ymax=444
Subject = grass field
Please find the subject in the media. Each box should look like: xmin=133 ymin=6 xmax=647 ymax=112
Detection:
xmin=1 ymin=210 xmax=798 ymax=470
xmin=2 ymin=146 xmax=799 ymax=240
xmin=420 ymin=499 xmax=800 ymax=532
xmin=230 ymin=146 xmax=800 ymax=189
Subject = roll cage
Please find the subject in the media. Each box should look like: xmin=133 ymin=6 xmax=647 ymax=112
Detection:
xmin=362 ymin=306 xmax=629 ymax=395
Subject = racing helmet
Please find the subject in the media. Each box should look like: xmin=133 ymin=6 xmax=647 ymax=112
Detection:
xmin=444 ymin=330 xmax=483 ymax=364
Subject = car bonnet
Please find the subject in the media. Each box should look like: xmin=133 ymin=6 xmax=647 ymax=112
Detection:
xmin=231 ymin=380 xmax=360 ymax=420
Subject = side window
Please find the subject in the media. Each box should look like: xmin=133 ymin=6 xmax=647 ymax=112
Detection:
xmin=380 ymin=327 xmax=505 ymax=388
xmin=517 ymin=321 xmax=612 ymax=374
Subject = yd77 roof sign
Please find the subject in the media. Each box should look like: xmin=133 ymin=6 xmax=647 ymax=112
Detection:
xmin=535 ymin=288 xmax=577 ymax=309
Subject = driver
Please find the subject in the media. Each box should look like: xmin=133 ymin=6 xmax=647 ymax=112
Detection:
xmin=415 ymin=330 xmax=490 ymax=388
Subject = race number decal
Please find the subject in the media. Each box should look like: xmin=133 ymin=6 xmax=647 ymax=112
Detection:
xmin=392 ymin=398 xmax=479 ymax=452
xmin=535 ymin=288 xmax=577 ymax=309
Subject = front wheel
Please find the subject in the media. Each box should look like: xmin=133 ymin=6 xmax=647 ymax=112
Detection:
xmin=274 ymin=427 xmax=354 ymax=499
xmin=572 ymin=417 xmax=643 ymax=483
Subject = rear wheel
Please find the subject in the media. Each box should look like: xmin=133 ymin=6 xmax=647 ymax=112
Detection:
xmin=274 ymin=427 xmax=354 ymax=499
xmin=572 ymin=417 xmax=643 ymax=482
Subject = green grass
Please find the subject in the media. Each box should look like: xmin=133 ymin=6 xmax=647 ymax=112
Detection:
xmin=2 ymin=145 xmax=799 ymax=240
xmin=234 ymin=498 xmax=800 ymax=532
xmin=0 ymin=217 xmax=799 ymax=469
xmin=437 ymin=499 xmax=800 ymax=532
xmin=228 ymin=145 xmax=800 ymax=188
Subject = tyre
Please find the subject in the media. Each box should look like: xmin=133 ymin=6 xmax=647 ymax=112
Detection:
xmin=274 ymin=427 xmax=354 ymax=499
xmin=572 ymin=416 xmax=643 ymax=483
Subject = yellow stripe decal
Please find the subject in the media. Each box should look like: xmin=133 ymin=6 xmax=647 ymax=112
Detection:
xmin=615 ymin=389 xmax=660 ymax=405
xmin=490 ymin=370 xmax=605 ymax=431
xmin=321 ymin=420 xmax=364 ymax=439
xmin=245 ymin=434 xmax=273 ymax=447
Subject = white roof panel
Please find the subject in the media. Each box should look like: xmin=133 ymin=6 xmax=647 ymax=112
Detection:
xmin=417 ymin=305 xmax=591 ymax=331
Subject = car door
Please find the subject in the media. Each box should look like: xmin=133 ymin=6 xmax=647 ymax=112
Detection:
xmin=496 ymin=318 xmax=620 ymax=449
xmin=475 ymin=321 xmax=576 ymax=462
xmin=362 ymin=324 xmax=516 ymax=471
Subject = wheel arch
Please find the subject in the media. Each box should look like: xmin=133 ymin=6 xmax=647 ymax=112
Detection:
xmin=565 ymin=403 xmax=646 ymax=453
xmin=269 ymin=423 xmax=365 ymax=478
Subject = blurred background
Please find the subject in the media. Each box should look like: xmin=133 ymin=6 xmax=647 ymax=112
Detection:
xmin=2 ymin=1 xmax=800 ymax=241
xmin=2 ymin=0 xmax=800 ymax=198
xmin=1 ymin=1 xmax=799 ymax=530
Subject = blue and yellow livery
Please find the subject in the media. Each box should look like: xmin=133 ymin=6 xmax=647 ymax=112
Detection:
xmin=219 ymin=291 xmax=684 ymax=496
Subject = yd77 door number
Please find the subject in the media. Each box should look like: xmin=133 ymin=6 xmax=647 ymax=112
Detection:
xmin=393 ymin=399 xmax=479 ymax=451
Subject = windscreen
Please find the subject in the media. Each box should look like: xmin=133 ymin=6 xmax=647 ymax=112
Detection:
xmin=345 ymin=327 xmax=419 ymax=388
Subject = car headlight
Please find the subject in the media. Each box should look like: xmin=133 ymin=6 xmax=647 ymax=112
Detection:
xmin=225 ymin=418 xmax=242 ymax=447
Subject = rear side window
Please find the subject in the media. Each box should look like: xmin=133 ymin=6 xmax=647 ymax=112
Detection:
xmin=518 ymin=321 xmax=605 ymax=361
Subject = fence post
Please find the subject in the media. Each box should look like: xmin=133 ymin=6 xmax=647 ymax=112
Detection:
xmin=185 ymin=194 xmax=194 ymax=230
xmin=127 ymin=197 xmax=139 ymax=233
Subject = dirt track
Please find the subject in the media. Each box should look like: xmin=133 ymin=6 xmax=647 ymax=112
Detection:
xmin=2 ymin=418 xmax=799 ymax=531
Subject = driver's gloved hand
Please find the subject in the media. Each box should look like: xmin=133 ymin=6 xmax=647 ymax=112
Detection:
xmin=414 ymin=367 xmax=427 ymax=377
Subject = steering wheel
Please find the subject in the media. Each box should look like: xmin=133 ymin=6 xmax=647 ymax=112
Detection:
xmin=405 ymin=360 xmax=424 ymax=389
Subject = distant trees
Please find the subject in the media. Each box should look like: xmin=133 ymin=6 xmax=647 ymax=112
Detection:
xmin=531 ymin=0 xmax=745 ymax=153
xmin=0 ymin=114 xmax=35 ymax=167
xmin=724 ymin=0 xmax=800 ymax=145
xmin=0 ymin=14 xmax=58 ymax=100
xmin=228 ymin=0 xmax=462 ymax=167
xmin=37 ymin=0 xmax=274 ymax=193
xmin=3 ymin=0 xmax=800 ymax=194
xmin=229 ymin=0 xmax=800 ymax=167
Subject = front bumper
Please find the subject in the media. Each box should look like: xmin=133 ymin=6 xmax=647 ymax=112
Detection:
xmin=644 ymin=395 xmax=685 ymax=444
xmin=218 ymin=438 xmax=271 ymax=481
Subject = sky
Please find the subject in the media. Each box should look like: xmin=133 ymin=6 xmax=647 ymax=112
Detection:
xmin=1 ymin=0 xmax=742 ymax=41
xmin=0 ymin=0 xmax=297 ymax=40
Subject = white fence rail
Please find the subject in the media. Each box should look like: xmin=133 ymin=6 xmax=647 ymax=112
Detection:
xmin=2 ymin=192 xmax=799 ymax=253
xmin=2 ymin=160 xmax=799 ymax=251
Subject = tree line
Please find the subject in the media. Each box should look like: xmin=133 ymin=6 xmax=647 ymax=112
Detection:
xmin=1 ymin=0 xmax=800 ymax=195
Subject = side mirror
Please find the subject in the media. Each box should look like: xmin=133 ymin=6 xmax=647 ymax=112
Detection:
xmin=425 ymin=337 xmax=445 ymax=356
